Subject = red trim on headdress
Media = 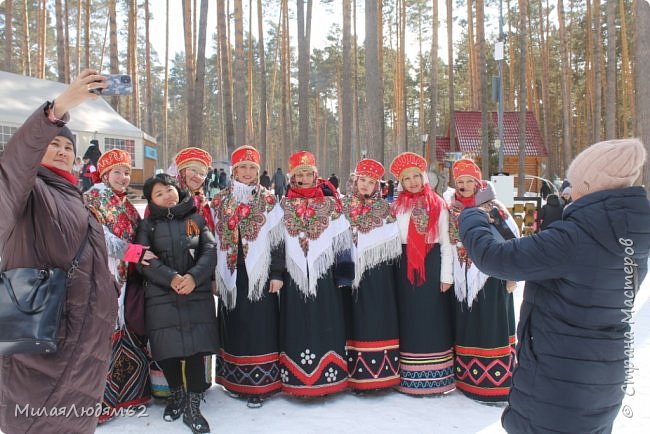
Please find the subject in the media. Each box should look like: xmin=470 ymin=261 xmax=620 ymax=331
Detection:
xmin=97 ymin=149 xmax=131 ymax=180
xmin=288 ymin=151 xmax=317 ymax=174
xmin=389 ymin=152 xmax=427 ymax=180
xmin=231 ymin=145 xmax=260 ymax=168
xmin=175 ymin=147 xmax=212 ymax=171
xmin=355 ymin=159 xmax=384 ymax=181
xmin=452 ymin=159 xmax=482 ymax=182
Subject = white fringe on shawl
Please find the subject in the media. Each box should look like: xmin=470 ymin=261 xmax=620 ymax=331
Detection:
xmin=216 ymin=203 xmax=284 ymax=310
xmin=351 ymin=221 xmax=402 ymax=289
xmin=284 ymin=215 xmax=352 ymax=298
xmin=453 ymin=205 xmax=520 ymax=308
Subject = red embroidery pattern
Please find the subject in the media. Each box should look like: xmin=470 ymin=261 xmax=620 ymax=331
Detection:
xmin=281 ymin=196 xmax=341 ymax=256
xmin=342 ymin=195 xmax=394 ymax=245
xmin=215 ymin=188 xmax=276 ymax=272
xmin=84 ymin=187 xmax=140 ymax=282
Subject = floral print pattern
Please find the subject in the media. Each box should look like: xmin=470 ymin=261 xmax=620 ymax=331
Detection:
xmin=281 ymin=197 xmax=342 ymax=256
xmin=342 ymin=194 xmax=394 ymax=245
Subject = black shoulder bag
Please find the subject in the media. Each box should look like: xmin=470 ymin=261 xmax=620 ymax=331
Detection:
xmin=0 ymin=221 xmax=91 ymax=355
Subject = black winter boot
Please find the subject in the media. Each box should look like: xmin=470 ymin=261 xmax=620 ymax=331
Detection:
xmin=163 ymin=386 xmax=186 ymax=422
xmin=183 ymin=392 xmax=210 ymax=433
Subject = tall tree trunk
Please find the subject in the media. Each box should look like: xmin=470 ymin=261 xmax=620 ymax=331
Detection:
xmin=352 ymin=0 xmax=360 ymax=163
xmin=193 ymin=0 xmax=209 ymax=146
xmin=5 ymin=0 xmax=13 ymax=72
xmin=593 ymin=0 xmax=602 ymax=143
xmin=635 ymin=0 xmax=650 ymax=195
xmin=234 ymin=0 xmax=246 ymax=148
xmin=281 ymin=0 xmax=291 ymax=161
xmin=145 ymin=0 xmax=154 ymax=134
xmin=517 ymin=0 xmax=527 ymax=196
xmin=467 ymin=0 xmax=478 ymax=110
xmin=477 ymin=0 xmax=489 ymax=177
xmin=37 ymin=0 xmax=46 ymax=78
xmin=341 ymin=0 xmax=353 ymax=184
xmin=558 ymin=0 xmax=572 ymax=173
xmin=605 ymin=0 xmax=617 ymax=139
xmin=506 ymin=0 xmax=515 ymax=111
xmin=108 ymin=0 xmax=119 ymax=109
xmin=21 ymin=0 xmax=31 ymax=75
xmin=429 ymin=0 xmax=439 ymax=169
xmin=257 ymin=0 xmax=268 ymax=168
xmin=447 ymin=0 xmax=455 ymax=151
xmin=63 ymin=0 xmax=70 ymax=82
xmin=365 ymin=0 xmax=384 ymax=162
xmin=538 ymin=0 xmax=552 ymax=177
xmin=247 ymin=1 xmax=254 ymax=144
xmin=183 ymin=0 xmax=196 ymax=144
xmin=84 ymin=0 xmax=90 ymax=68
xmin=297 ymin=0 xmax=313 ymax=149
xmin=75 ymin=0 xmax=81 ymax=74
xmin=128 ymin=0 xmax=140 ymax=127
xmin=55 ymin=0 xmax=66 ymax=82
xmin=619 ymin=0 xmax=634 ymax=137
xmin=217 ymin=0 xmax=235 ymax=155
xmin=163 ymin=0 xmax=170 ymax=167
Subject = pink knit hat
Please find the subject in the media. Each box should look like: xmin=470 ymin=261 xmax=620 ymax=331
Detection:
xmin=567 ymin=138 xmax=646 ymax=198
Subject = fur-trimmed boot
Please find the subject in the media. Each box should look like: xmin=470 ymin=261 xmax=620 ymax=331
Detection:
xmin=183 ymin=392 xmax=210 ymax=433
xmin=163 ymin=386 xmax=186 ymax=422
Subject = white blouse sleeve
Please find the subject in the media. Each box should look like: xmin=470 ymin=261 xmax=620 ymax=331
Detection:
xmin=437 ymin=208 xmax=454 ymax=284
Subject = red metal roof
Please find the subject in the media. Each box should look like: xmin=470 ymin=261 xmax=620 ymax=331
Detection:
xmin=437 ymin=111 xmax=547 ymax=157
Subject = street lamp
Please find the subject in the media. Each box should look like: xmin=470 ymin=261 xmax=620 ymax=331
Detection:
xmin=421 ymin=133 xmax=429 ymax=158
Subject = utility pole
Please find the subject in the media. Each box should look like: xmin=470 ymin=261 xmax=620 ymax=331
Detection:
xmin=496 ymin=0 xmax=505 ymax=172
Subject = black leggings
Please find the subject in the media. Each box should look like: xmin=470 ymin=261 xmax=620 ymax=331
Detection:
xmin=157 ymin=354 xmax=206 ymax=393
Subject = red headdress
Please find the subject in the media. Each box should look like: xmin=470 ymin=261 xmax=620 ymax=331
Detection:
xmin=389 ymin=152 xmax=427 ymax=181
xmin=231 ymin=145 xmax=260 ymax=170
xmin=452 ymin=159 xmax=482 ymax=183
xmin=175 ymin=147 xmax=212 ymax=171
xmin=288 ymin=150 xmax=317 ymax=175
xmin=355 ymin=159 xmax=384 ymax=181
xmin=94 ymin=149 xmax=131 ymax=183
xmin=390 ymin=152 xmax=446 ymax=286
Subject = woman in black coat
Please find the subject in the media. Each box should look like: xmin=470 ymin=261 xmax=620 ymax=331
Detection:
xmin=459 ymin=139 xmax=650 ymax=433
xmin=136 ymin=174 xmax=218 ymax=434
xmin=536 ymin=193 xmax=564 ymax=231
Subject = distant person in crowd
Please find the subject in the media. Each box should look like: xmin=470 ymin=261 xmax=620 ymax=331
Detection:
xmin=536 ymin=193 xmax=564 ymax=231
xmin=260 ymin=170 xmax=271 ymax=188
xmin=561 ymin=186 xmax=572 ymax=205
xmin=218 ymin=168 xmax=228 ymax=189
xmin=0 ymin=69 xmax=118 ymax=434
xmin=560 ymin=178 xmax=571 ymax=192
xmin=83 ymin=139 xmax=102 ymax=166
xmin=459 ymin=138 xmax=650 ymax=433
xmin=81 ymin=156 xmax=97 ymax=192
xmin=72 ymin=155 xmax=83 ymax=178
xmin=204 ymin=167 xmax=214 ymax=197
xmin=539 ymin=180 xmax=552 ymax=200
xmin=329 ymin=173 xmax=340 ymax=190
xmin=137 ymin=174 xmax=218 ymax=433
xmin=271 ymin=167 xmax=286 ymax=199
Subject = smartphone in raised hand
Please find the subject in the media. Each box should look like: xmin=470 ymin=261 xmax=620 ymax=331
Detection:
xmin=91 ymin=74 xmax=133 ymax=96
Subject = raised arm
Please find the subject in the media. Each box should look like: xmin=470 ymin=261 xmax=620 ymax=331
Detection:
xmin=459 ymin=207 xmax=575 ymax=282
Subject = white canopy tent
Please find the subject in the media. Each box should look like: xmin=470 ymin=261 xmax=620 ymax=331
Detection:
xmin=0 ymin=71 xmax=154 ymax=170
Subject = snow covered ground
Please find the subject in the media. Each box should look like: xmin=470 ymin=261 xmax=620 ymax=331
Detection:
xmin=93 ymin=274 xmax=650 ymax=434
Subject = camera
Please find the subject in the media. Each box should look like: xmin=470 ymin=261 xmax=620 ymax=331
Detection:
xmin=91 ymin=74 xmax=133 ymax=96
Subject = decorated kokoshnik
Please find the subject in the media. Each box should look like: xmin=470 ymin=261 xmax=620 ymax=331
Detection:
xmin=342 ymin=159 xmax=401 ymax=288
xmin=213 ymin=145 xmax=283 ymax=310
xmin=281 ymin=151 xmax=351 ymax=297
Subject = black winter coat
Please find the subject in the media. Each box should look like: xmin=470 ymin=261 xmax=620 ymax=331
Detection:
xmin=459 ymin=187 xmax=650 ymax=434
xmin=537 ymin=194 xmax=564 ymax=231
xmin=136 ymin=194 xmax=219 ymax=361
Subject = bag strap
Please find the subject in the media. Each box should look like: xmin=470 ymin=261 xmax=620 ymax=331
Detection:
xmin=67 ymin=217 xmax=92 ymax=279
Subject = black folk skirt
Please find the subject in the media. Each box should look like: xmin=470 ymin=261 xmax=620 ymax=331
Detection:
xmin=395 ymin=244 xmax=455 ymax=395
xmin=279 ymin=268 xmax=348 ymax=397
xmin=454 ymin=277 xmax=516 ymax=402
xmin=216 ymin=265 xmax=282 ymax=397
xmin=344 ymin=261 xmax=400 ymax=390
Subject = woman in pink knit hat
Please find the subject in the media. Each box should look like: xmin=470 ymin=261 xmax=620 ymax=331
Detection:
xmin=459 ymin=138 xmax=650 ymax=433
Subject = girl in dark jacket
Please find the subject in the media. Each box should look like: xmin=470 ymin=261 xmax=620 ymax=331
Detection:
xmin=459 ymin=139 xmax=650 ymax=434
xmin=136 ymin=174 xmax=218 ymax=434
